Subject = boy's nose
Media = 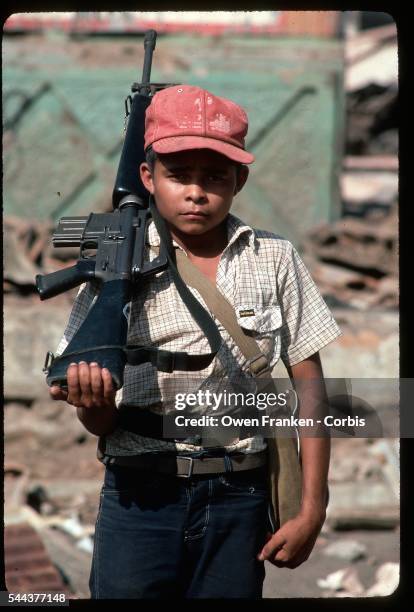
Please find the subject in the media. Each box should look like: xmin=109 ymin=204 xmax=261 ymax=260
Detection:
xmin=186 ymin=182 xmax=208 ymax=203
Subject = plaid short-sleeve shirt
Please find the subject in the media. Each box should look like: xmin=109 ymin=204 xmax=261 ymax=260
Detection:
xmin=56 ymin=214 xmax=342 ymax=456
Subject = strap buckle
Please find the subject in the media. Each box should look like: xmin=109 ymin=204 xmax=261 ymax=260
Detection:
xmin=156 ymin=350 xmax=175 ymax=373
xmin=177 ymin=456 xmax=194 ymax=478
xmin=43 ymin=351 xmax=55 ymax=373
xmin=243 ymin=353 xmax=271 ymax=378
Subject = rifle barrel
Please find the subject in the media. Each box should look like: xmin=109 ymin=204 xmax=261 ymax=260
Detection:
xmin=141 ymin=29 xmax=157 ymax=87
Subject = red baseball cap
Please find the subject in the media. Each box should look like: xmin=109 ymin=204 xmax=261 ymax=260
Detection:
xmin=144 ymin=85 xmax=255 ymax=164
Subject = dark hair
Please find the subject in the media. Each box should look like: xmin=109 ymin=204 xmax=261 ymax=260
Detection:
xmin=144 ymin=146 xmax=244 ymax=177
xmin=145 ymin=146 xmax=158 ymax=171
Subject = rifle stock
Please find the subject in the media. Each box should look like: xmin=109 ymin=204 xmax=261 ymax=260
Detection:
xmin=43 ymin=279 xmax=130 ymax=389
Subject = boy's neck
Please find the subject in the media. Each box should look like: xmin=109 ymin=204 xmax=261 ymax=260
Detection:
xmin=170 ymin=219 xmax=229 ymax=258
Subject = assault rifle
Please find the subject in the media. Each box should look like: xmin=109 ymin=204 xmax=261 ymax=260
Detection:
xmin=36 ymin=30 xmax=221 ymax=390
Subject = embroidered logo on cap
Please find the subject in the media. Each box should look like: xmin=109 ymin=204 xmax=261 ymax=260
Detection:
xmin=209 ymin=113 xmax=231 ymax=133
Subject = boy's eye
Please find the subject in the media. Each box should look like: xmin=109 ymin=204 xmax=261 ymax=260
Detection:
xmin=167 ymin=172 xmax=227 ymax=183
xmin=169 ymin=173 xmax=187 ymax=181
xmin=208 ymin=174 xmax=226 ymax=182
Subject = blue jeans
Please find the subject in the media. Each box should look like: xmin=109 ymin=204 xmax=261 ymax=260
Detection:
xmin=89 ymin=461 xmax=274 ymax=599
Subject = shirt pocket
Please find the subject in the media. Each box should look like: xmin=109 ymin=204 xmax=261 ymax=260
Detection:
xmin=236 ymin=304 xmax=283 ymax=367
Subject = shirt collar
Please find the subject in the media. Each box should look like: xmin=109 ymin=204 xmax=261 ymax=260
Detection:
xmin=147 ymin=213 xmax=254 ymax=250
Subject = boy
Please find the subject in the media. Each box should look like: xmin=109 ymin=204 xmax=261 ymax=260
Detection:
xmin=50 ymin=85 xmax=342 ymax=599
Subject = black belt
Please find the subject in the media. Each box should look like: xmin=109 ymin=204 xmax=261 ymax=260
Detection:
xmin=102 ymin=450 xmax=268 ymax=478
xmin=118 ymin=407 xmax=177 ymax=439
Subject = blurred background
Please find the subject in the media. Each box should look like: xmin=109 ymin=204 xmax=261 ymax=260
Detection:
xmin=3 ymin=11 xmax=398 ymax=598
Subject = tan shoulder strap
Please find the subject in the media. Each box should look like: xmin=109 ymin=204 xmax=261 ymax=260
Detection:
xmin=175 ymin=249 xmax=271 ymax=379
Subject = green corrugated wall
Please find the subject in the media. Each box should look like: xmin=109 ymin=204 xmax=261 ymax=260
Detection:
xmin=3 ymin=34 xmax=345 ymax=244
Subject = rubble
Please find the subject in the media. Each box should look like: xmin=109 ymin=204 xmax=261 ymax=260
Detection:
xmin=4 ymin=298 xmax=75 ymax=400
xmin=322 ymin=539 xmax=367 ymax=562
xmin=325 ymin=437 xmax=399 ymax=531
xmin=367 ymin=440 xmax=399 ymax=500
xmin=365 ymin=562 xmax=399 ymax=597
xmin=4 ymin=224 xmax=42 ymax=292
xmin=39 ymin=526 xmax=93 ymax=599
xmin=4 ymin=522 xmax=72 ymax=595
xmin=317 ymin=567 xmax=365 ymax=597
xmin=344 ymin=23 xmax=397 ymax=120
xmin=300 ymin=23 xmax=398 ymax=312
xmin=4 ymin=216 xmax=79 ymax=296
xmin=4 ymin=463 xmax=30 ymax=522
xmin=318 ymin=559 xmax=399 ymax=598
xmin=341 ymin=170 xmax=397 ymax=210
xmin=302 ymin=203 xmax=398 ymax=310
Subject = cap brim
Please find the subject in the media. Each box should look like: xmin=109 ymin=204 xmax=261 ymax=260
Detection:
xmin=152 ymin=135 xmax=255 ymax=164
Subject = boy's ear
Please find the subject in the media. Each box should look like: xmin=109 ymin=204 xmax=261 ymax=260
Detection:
xmin=140 ymin=162 xmax=154 ymax=194
xmin=234 ymin=165 xmax=249 ymax=195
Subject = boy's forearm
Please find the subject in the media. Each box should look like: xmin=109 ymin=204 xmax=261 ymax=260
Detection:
xmin=76 ymin=403 xmax=120 ymax=436
xmin=298 ymin=436 xmax=330 ymax=516
xmin=288 ymin=352 xmax=330 ymax=517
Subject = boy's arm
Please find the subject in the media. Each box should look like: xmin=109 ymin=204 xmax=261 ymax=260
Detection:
xmin=258 ymin=351 xmax=330 ymax=568
xmin=288 ymin=351 xmax=330 ymax=519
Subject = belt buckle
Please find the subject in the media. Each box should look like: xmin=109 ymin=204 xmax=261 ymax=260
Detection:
xmin=177 ymin=456 xmax=194 ymax=478
xmin=243 ymin=353 xmax=271 ymax=377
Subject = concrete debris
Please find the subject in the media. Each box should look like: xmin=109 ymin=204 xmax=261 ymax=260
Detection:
xmin=327 ymin=507 xmax=399 ymax=531
xmin=59 ymin=514 xmax=86 ymax=539
xmin=317 ymin=567 xmax=365 ymax=596
xmin=302 ymin=204 xmax=397 ymax=310
xmin=305 ymin=206 xmax=397 ymax=275
xmin=343 ymin=155 xmax=398 ymax=172
xmin=329 ymin=455 xmax=360 ymax=482
xmin=326 ymin=479 xmax=399 ymax=531
xmin=365 ymin=562 xmax=399 ymax=597
xmin=317 ymin=568 xmax=348 ymax=590
xmin=4 ymin=401 xmax=87 ymax=448
xmin=345 ymin=23 xmax=397 ymax=91
xmin=39 ymin=526 xmax=93 ymax=599
xmin=345 ymin=23 xmax=396 ymax=65
xmin=319 ymin=310 xmax=398 ymax=378
xmin=27 ymin=484 xmax=58 ymax=516
xmin=4 ymin=225 xmax=42 ymax=290
xmin=341 ymin=171 xmax=397 ymax=208
xmin=322 ymin=539 xmax=367 ymax=562
xmin=4 ymin=298 xmax=74 ymax=400
xmin=344 ymin=24 xmax=399 ymax=165
xmin=368 ymin=440 xmax=399 ymax=500
xmin=4 ymin=463 xmax=30 ymax=522
xmin=346 ymin=46 xmax=397 ymax=92
xmin=345 ymin=84 xmax=397 ymax=157
xmin=4 ymin=522 xmax=72 ymax=595
xmin=76 ymin=536 xmax=94 ymax=555
xmin=3 ymin=215 xmax=78 ymax=295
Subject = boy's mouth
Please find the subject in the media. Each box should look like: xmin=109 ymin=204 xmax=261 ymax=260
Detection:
xmin=182 ymin=211 xmax=208 ymax=218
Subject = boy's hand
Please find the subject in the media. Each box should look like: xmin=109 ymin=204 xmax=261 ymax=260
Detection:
xmin=49 ymin=362 xmax=116 ymax=409
xmin=257 ymin=509 xmax=325 ymax=569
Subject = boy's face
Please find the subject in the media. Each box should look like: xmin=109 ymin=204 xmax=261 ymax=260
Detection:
xmin=140 ymin=149 xmax=248 ymax=236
